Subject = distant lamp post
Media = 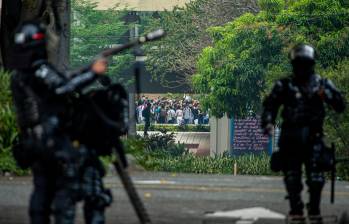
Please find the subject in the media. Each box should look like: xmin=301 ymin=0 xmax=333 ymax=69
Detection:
xmin=134 ymin=48 xmax=146 ymax=98
xmin=128 ymin=48 xmax=145 ymax=137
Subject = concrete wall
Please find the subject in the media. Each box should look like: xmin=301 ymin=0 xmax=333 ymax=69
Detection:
xmin=210 ymin=116 xmax=231 ymax=156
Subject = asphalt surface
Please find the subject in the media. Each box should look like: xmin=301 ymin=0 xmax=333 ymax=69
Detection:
xmin=0 ymin=172 xmax=349 ymax=224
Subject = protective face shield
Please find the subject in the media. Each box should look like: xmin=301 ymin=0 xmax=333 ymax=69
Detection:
xmin=290 ymin=44 xmax=316 ymax=80
xmin=8 ymin=21 xmax=47 ymax=70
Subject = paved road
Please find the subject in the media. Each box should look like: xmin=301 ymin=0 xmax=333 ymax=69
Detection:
xmin=1 ymin=172 xmax=349 ymax=224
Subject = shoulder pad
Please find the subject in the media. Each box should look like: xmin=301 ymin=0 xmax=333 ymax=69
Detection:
xmin=275 ymin=80 xmax=283 ymax=87
xmin=273 ymin=78 xmax=289 ymax=92
xmin=317 ymin=76 xmax=337 ymax=91
xmin=35 ymin=64 xmax=50 ymax=78
xmin=279 ymin=77 xmax=292 ymax=86
xmin=323 ymin=78 xmax=336 ymax=89
xmin=314 ymin=74 xmax=321 ymax=80
xmin=35 ymin=64 xmax=65 ymax=88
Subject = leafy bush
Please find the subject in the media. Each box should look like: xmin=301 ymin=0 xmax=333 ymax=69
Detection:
xmin=0 ymin=104 xmax=18 ymax=150
xmin=193 ymin=0 xmax=349 ymax=118
xmin=71 ymin=0 xmax=133 ymax=81
xmin=337 ymin=162 xmax=349 ymax=181
xmin=258 ymin=0 xmax=285 ymax=14
xmin=137 ymin=151 xmax=277 ymax=175
xmin=0 ymin=70 xmax=12 ymax=105
xmin=124 ymin=134 xmax=348 ymax=180
xmin=142 ymin=131 xmax=188 ymax=157
xmin=0 ymin=147 xmax=29 ymax=176
xmin=123 ymin=131 xmax=188 ymax=157
xmin=0 ymin=70 xmax=23 ymax=175
xmin=136 ymin=124 xmax=210 ymax=132
xmin=124 ymin=132 xmax=275 ymax=175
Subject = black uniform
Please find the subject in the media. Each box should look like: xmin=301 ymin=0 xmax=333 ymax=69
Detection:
xmin=262 ymin=44 xmax=345 ymax=217
xmin=10 ymin=21 xmax=112 ymax=224
xmin=142 ymin=102 xmax=151 ymax=136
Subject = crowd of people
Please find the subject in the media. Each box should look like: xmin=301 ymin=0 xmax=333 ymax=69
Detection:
xmin=136 ymin=95 xmax=209 ymax=125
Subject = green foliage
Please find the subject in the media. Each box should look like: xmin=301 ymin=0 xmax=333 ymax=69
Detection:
xmin=322 ymin=59 xmax=349 ymax=177
xmin=193 ymin=13 xmax=284 ymax=117
xmin=0 ymin=147 xmax=29 ymax=175
xmin=138 ymin=152 xmax=277 ymax=175
xmin=136 ymin=131 xmax=188 ymax=157
xmin=123 ymin=131 xmax=276 ymax=175
xmin=143 ymin=0 xmax=258 ymax=88
xmin=0 ymin=104 xmax=18 ymax=150
xmin=194 ymin=0 xmax=349 ymax=118
xmin=0 ymin=70 xmax=12 ymax=105
xmin=337 ymin=162 xmax=349 ymax=181
xmin=123 ymin=132 xmax=348 ymax=179
xmin=125 ymin=135 xmax=348 ymax=179
xmin=123 ymin=137 xmax=147 ymax=157
xmin=0 ymin=70 xmax=18 ymax=151
xmin=0 ymin=70 xmax=23 ymax=175
xmin=258 ymin=0 xmax=285 ymax=14
xmin=193 ymin=0 xmax=349 ymax=178
xmin=136 ymin=124 xmax=210 ymax=132
xmin=71 ymin=0 xmax=133 ymax=83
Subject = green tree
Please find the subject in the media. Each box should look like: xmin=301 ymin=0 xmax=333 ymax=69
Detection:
xmin=71 ymin=0 xmax=133 ymax=83
xmin=193 ymin=0 xmax=349 ymax=118
xmin=143 ymin=0 xmax=259 ymax=88
xmin=323 ymin=59 xmax=349 ymax=153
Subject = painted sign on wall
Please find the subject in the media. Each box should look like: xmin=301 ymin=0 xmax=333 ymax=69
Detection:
xmin=230 ymin=117 xmax=271 ymax=155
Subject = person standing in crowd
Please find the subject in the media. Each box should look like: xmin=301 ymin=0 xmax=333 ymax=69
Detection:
xmin=134 ymin=96 xmax=208 ymax=125
xmin=197 ymin=106 xmax=204 ymax=125
xmin=176 ymin=106 xmax=184 ymax=125
xmin=183 ymin=104 xmax=192 ymax=124
xmin=153 ymin=104 xmax=160 ymax=123
xmin=142 ymin=102 xmax=151 ymax=136
xmin=167 ymin=106 xmax=176 ymax=124
xmin=189 ymin=104 xmax=195 ymax=124
xmin=192 ymin=104 xmax=199 ymax=124
xmin=203 ymin=112 xmax=209 ymax=124
xmin=159 ymin=105 xmax=167 ymax=124
xmin=262 ymin=44 xmax=345 ymax=222
xmin=136 ymin=103 xmax=144 ymax=124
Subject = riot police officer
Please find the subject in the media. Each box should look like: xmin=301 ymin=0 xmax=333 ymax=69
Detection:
xmin=10 ymin=21 xmax=111 ymax=224
xmin=261 ymin=44 xmax=345 ymax=221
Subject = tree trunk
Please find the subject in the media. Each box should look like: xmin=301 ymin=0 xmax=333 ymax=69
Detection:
xmin=0 ymin=0 xmax=22 ymax=68
xmin=0 ymin=0 xmax=70 ymax=71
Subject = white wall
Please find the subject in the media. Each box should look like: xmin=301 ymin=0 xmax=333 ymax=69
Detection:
xmin=210 ymin=115 xmax=231 ymax=156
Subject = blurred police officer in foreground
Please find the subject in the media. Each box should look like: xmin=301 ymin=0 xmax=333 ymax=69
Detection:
xmin=9 ymin=21 xmax=112 ymax=224
xmin=262 ymin=44 xmax=345 ymax=222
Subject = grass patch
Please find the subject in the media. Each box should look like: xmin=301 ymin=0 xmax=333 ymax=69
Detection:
xmin=138 ymin=151 xmax=278 ymax=175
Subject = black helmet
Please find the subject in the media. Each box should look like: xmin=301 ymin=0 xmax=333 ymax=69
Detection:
xmin=14 ymin=21 xmax=46 ymax=48
xmin=290 ymin=44 xmax=316 ymax=62
xmin=8 ymin=21 xmax=47 ymax=70
xmin=290 ymin=44 xmax=316 ymax=79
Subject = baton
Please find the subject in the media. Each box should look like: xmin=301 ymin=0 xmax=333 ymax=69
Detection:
xmin=113 ymin=147 xmax=152 ymax=224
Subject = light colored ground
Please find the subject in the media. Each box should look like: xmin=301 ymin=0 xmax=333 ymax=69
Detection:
xmin=96 ymin=0 xmax=192 ymax=11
